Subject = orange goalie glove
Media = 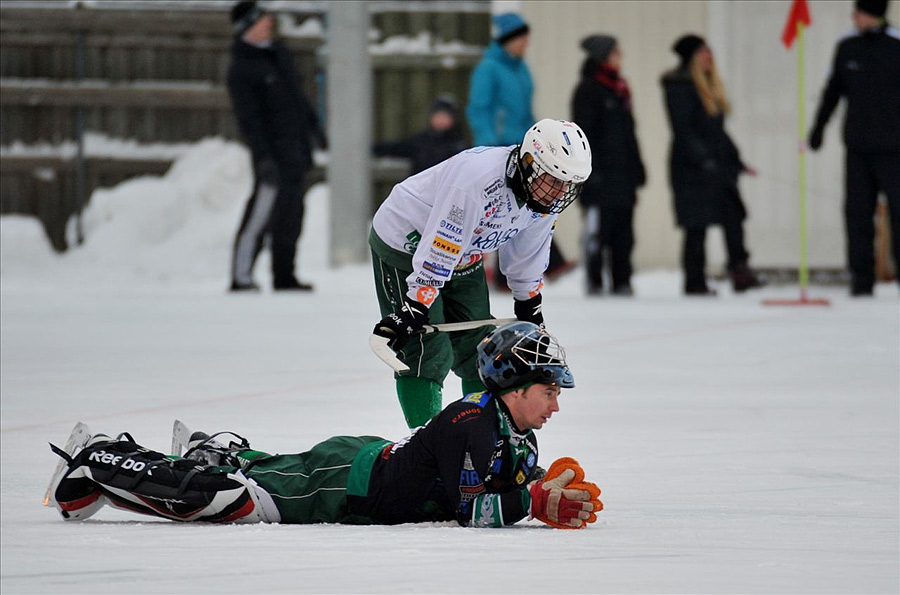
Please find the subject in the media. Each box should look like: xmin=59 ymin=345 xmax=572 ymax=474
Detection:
xmin=528 ymin=457 xmax=603 ymax=529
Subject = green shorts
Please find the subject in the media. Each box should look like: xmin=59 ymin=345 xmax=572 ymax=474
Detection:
xmin=369 ymin=229 xmax=495 ymax=385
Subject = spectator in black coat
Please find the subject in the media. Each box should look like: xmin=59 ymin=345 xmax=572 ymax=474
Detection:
xmin=227 ymin=1 xmax=325 ymax=292
xmin=808 ymin=0 xmax=900 ymax=296
xmin=572 ymin=35 xmax=646 ymax=296
xmin=661 ymin=35 xmax=764 ymax=295
xmin=373 ymin=95 xmax=468 ymax=175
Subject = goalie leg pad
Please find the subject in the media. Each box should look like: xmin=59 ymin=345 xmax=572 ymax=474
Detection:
xmin=58 ymin=436 xmax=277 ymax=523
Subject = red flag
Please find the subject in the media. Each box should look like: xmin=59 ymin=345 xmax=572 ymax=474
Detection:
xmin=782 ymin=0 xmax=812 ymax=48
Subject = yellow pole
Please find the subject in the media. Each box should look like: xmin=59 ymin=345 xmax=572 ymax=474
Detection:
xmin=797 ymin=20 xmax=809 ymax=300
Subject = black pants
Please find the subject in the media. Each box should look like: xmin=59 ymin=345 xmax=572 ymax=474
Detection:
xmin=682 ymin=196 xmax=749 ymax=292
xmin=584 ymin=204 xmax=635 ymax=290
xmin=232 ymin=159 xmax=307 ymax=287
xmin=845 ymin=150 xmax=900 ymax=291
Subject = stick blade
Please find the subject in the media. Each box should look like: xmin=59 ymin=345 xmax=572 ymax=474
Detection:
xmin=369 ymin=334 xmax=409 ymax=372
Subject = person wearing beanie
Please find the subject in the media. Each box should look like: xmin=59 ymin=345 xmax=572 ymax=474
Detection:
xmin=466 ymin=12 xmax=574 ymax=290
xmin=660 ymin=35 xmax=764 ymax=295
xmin=226 ymin=1 xmax=327 ymax=293
xmin=373 ymin=94 xmax=468 ymax=175
xmin=808 ymin=0 xmax=900 ymax=296
xmin=571 ymin=35 xmax=646 ymax=296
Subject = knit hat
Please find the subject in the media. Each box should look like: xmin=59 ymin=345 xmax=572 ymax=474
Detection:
xmin=429 ymin=94 xmax=459 ymax=118
xmin=855 ymin=0 xmax=888 ymax=17
xmin=580 ymin=34 xmax=617 ymax=63
xmin=492 ymin=13 xmax=530 ymax=44
xmin=672 ymin=34 xmax=706 ymax=65
xmin=231 ymin=1 xmax=266 ymax=36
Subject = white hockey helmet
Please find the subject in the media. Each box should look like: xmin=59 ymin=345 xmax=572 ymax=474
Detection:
xmin=517 ymin=119 xmax=592 ymax=214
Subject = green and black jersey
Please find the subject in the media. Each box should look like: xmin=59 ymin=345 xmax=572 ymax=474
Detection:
xmin=347 ymin=392 xmax=540 ymax=527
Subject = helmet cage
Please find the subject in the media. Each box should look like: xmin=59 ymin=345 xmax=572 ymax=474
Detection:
xmin=516 ymin=152 xmax=584 ymax=215
xmin=477 ymin=322 xmax=575 ymax=393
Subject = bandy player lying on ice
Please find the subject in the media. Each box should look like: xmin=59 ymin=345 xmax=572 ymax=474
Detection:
xmin=47 ymin=322 xmax=602 ymax=529
xmin=370 ymin=119 xmax=592 ymax=429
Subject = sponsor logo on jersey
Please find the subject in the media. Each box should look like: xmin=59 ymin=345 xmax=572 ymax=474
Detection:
xmin=436 ymin=229 xmax=460 ymax=242
xmin=414 ymin=276 xmax=443 ymax=287
xmin=451 ymin=407 xmax=482 ymax=424
xmin=462 ymin=391 xmax=491 ymax=407
xmin=471 ymin=228 xmax=519 ymax=251
xmin=416 ymin=286 xmax=438 ymax=306
xmin=447 ymin=205 xmax=465 ymax=225
xmin=482 ymin=177 xmax=504 ymax=198
xmin=474 ymin=227 xmax=484 ymax=235
xmin=439 ymin=220 xmax=463 ymax=235
xmin=432 ymin=237 xmax=461 ymax=255
xmin=454 ymin=252 xmax=483 ymax=274
xmin=516 ymin=470 xmax=527 ymax=485
xmin=423 ymin=261 xmax=451 ymax=276
xmin=403 ymin=230 xmax=422 ymax=254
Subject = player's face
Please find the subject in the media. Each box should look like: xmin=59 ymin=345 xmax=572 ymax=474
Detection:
xmin=516 ymin=384 xmax=561 ymax=430
xmin=530 ymin=173 xmax=569 ymax=207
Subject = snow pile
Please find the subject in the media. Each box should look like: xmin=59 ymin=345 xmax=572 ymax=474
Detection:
xmin=1 ymin=137 xmax=330 ymax=289
xmin=1 ymin=132 xmax=199 ymax=161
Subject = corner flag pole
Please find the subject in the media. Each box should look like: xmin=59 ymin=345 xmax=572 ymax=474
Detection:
xmin=797 ymin=20 xmax=809 ymax=300
xmin=765 ymin=0 xmax=828 ymax=306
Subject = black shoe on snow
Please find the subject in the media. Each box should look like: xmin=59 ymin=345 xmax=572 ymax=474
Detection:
xmin=273 ymin=278 xmax=314 ymax=292
xmin=229 ymin=281 xmax=261 ymax=293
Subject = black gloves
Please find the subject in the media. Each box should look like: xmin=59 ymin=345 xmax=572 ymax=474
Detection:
xmin=514 ymin=293 xmax=544 ymax=326
xmin=373 ymin=297 xmax=429 ymax=350
xmin=808 ymin=126 xmax=824 ymax=151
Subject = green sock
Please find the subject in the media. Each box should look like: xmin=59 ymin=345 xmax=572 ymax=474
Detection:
xmin=461 ymin=377 xmax=487 ymax=397
xmin=396 ymin=376 xmax=442 ymax=428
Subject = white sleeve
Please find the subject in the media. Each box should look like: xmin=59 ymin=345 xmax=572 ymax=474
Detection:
xmin=405 ymin=186 xmax=482 ymax=307
xmin=498 ymin=214 xmax=557 ymax=301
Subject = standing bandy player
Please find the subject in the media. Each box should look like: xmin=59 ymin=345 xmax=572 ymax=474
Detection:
xmin=370 ymin=119 xmax=591 ymax=428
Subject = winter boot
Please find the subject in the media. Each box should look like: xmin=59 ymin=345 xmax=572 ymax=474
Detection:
xmin=729 ymin=265 xmax=766 ymax=292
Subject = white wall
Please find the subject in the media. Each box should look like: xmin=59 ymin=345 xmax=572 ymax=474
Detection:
xmin=518 ymin=0 xmax=896 ymax=271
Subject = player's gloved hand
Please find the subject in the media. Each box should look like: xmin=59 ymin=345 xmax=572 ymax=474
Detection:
xmin=808 ymin=125 xmax=824 ymax=151
xmin=529 ymin=457 xmax=603 ymax=529
xmin=514 ymin=293 xmax=544 ymax=326
xmin=373 ymin=297 xmax=428 ymax=350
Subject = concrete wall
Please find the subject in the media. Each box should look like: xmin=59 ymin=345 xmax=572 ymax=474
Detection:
xmin=517 ymin=0 xmax=896 ymax=271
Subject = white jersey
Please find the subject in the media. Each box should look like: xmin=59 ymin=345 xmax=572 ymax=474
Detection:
xmin=372 ymin=146 xmax=557 ymax=305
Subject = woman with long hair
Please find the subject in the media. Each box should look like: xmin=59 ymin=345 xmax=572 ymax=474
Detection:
xmin=661 ymin=35 xmax=764 ymax=295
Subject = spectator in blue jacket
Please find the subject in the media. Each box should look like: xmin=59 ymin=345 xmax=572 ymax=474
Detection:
xmin=466 ymin=13 xmax=574 ymax=286
xmin=466 ymin=13 xmax=535 ymax=146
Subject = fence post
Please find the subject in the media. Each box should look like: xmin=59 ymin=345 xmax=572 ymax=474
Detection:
xmin=326 ymin=1 xmax=372 ymax=266
xmin=73 ymin=6 xmax=86 ymax=247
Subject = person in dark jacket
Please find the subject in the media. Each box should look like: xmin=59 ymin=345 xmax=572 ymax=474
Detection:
xmin=808 ymin=0 xmax=900 ymax=296
xmin=661 ymin=35 xmax=764 ymax=295
xmin=572 ymin=35 xmax=646 ymax=296
xmin=373 ymin=95 xmax=468 ymax=175
xmin=227 ymin=1 xmax=325 ymax=292
xmin=49 ymin=322 xmax=603 ymax=530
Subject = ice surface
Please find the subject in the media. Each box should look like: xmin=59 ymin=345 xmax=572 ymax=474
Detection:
xmin=1 ymin=141 xmax=897 ymax=594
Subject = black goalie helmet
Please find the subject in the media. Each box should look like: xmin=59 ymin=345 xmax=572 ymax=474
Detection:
xmin=476 ymin=321 xmax=575 ymax=394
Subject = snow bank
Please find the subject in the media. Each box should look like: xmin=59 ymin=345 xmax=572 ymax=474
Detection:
xmin=1 ymin=138 xmax=330 ymax=289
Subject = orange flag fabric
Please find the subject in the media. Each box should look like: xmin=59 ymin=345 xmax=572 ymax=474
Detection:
xmin=782 ymin=0 xmax=812 ymax=48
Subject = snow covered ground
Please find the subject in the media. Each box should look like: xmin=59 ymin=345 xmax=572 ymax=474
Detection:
xmin=1 ymin=141 xmax=898 ymax=594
